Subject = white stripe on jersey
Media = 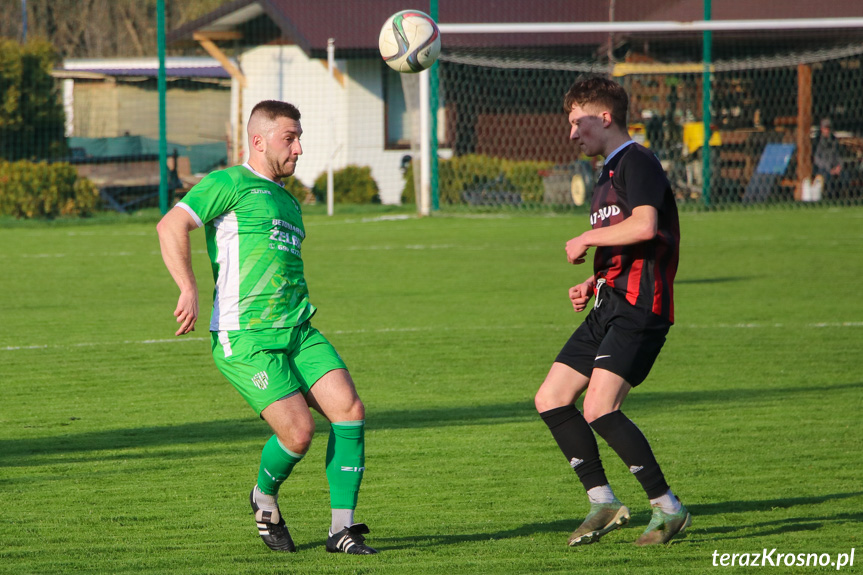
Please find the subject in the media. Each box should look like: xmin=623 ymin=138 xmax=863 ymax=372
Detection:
xmin=211 ymin=211 xmax=241 ymax=331
xmin=218 ymin=331 xmax=233 ymax=357
xmin=175 ymin=202 xmax=204 ymax=228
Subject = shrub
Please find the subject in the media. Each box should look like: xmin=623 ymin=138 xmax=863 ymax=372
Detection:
xmin=312 ymin=165 xmax=380 ymax=204
xmin=282 ymin=176 xmax=312 ymax=204
xmin=400 ymin=154 xmax=553 ymax=204
xmin=0 ymin=38 xmax=67 ymax=161
xmin=402 ymin=161 xmax=416 ymax=205
xmin=0 ymin=160 xmax=100 ymax=218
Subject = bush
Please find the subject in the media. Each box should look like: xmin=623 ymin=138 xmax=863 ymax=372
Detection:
xmin=401 ymin=154 xmax=553 ymax=204
xmin=282 ymin=176 xmax=312 ymax=204
xmin=312 ymin=165 xmax=379 ymax=204
xmin=0 ymin=38 xmax=67 ymax=161
xmin=402 ymin=161 xmax=416 ymax=205
xmin=0 ymin=160 xmax=100 ymax=218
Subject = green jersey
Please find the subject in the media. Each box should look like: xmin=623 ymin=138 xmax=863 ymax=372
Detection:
xmin=177 ymin=164 xmax=315 ymax=331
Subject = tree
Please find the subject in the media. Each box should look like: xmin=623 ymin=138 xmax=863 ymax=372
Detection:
xmin=0 ymin=0 xmax=233 ymax=58
xmin=0 ymin=37 xmax=66 ymax=160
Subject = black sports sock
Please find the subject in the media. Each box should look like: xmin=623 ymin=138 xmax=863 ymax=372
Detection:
xmin=590 ymin=410 xmax=669 ymax=499
xmin=540 ymin=405 xmax=608 ymax=491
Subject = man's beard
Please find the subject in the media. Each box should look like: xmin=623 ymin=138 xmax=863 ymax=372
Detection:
xmin=266 ymin=152 xmax=295 ymax=180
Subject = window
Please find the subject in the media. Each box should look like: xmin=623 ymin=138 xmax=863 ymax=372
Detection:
xmin=384 ymin=66 xmax=410 ymax=149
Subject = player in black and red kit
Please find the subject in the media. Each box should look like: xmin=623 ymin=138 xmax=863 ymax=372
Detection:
xmin=535 ymin=75 xmax=690 ymax=547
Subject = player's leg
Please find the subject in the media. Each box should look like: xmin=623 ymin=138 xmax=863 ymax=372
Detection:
xmin=536 ymin=362 xmax=609 ymax=493
xmin=305 ymin=367 xmax=366 ymax=521
xmin=584 ymin=366 xmax=690 ymax=545
xmin=291 ymin=324 xmax=376 ymax=554
xmin=536 ymin=315 xmax=630 ymax=546
xmin=305 ymin=369 xmax=377 ymax=554
xmin=212 ymin=329 xmax=310 ymax=552
xmin=582 ymin=368 xmax=670 ymax=498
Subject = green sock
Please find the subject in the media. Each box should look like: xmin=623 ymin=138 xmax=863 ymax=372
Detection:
xmin=257 ymin=435 xmax=304 ymax=496
xmin=325 ymin=420 xmax=365 ymax=509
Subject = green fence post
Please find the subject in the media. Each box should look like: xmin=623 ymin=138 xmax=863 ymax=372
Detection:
xmin=157 ymin=0 xmax=169 ymax=214
xmin=429 ymin=0 xmax=440 ymax=211
xmin=702 ymin=0 xmax=712 ymax=208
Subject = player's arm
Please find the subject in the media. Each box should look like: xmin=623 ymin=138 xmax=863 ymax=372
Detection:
xmin=565 ymin=205 xmax=658 ymax=264
xmin=156 ymin=206 xmax=200 ymax=335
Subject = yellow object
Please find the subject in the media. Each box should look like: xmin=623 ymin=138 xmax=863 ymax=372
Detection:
xmin=628 ymin=123 xmax=650 ymax=148
xmin=683 ymin=122 xmax=722 ymax=155
xmin=613 ymin=62 xmax=712 ymax=76
xmin=571 ymin=174 xmax=586 ymax=206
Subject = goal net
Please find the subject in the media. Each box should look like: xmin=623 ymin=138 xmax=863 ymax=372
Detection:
xmin=414 ymin=20 xmax=863 ymax=210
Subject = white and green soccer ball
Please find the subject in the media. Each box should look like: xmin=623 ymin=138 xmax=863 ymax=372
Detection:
xmin=378 ymin=9 xmax=441 ymax=73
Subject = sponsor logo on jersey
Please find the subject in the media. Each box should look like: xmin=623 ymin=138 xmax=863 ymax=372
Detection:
xmin=271 ymin=219 xmax=304 ymax=238
xmin=590 ymin=204 xmax=621 ymax=226
xmin=250 ymin=188 xmax=272 ymax=195
xmin=252 ymin=371 xmax=269 ymax=390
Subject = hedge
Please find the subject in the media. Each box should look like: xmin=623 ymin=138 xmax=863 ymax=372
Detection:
xmin=312 ymin=165 xmax=380 ymax=204
xmin=401 ymin=154 xmax=554 ymax=205
xmin=0 ymin=160 xmax=100 ymax=218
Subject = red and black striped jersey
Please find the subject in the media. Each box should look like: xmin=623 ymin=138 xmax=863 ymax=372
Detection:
xmin=589 ymin=142 xmax=680 ymax=322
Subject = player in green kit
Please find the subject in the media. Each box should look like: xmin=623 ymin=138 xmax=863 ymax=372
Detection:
xmin=157 ymin=100 xmax=376 ymax=554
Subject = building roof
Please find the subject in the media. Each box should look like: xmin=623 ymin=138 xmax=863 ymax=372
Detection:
xmin=56 ymin=57 xmax=231 ymax=80
xmin=167 ymin=0 xmax=863 ymax=58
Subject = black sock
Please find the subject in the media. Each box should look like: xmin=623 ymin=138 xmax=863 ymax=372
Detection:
xmin=540 ymin=405 xmax=608 ymax=491
xmin=590 ymin=410 xmax=669 ymax=499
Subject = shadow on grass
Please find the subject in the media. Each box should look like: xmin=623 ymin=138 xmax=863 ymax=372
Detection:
xmin=676 ymin=276 xmax=753 ymax=285
xmin=339 ymin=518 xmax=581 ymax=552
xmin=687 ymin=493 xmax=863 ymax=542
xmin=2 ymin=381 xmax=860 ymax=465
xmin=369 ymin=493 xmax=863 ymax=550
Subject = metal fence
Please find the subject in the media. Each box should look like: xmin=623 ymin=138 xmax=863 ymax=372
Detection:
xmin=2 ymin=3 xmax=863 ymax=215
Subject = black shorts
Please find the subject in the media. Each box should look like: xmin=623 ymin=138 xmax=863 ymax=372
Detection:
xmin=555 ymin=283 xmax=671 ymax=387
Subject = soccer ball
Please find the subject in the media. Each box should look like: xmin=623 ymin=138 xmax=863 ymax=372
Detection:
xmin=378 ymin=10 xmax=441 ymax=73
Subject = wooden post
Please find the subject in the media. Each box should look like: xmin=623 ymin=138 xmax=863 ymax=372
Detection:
xmin=193 ymin=32 xmax=246 ymax=87
xmin=194 ymin=32 xmax=246 ymax=165
xmin=796 ymin=63 xmax=812 ymax=201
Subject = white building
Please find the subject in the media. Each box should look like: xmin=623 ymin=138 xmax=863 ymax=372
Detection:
xmin=168 ymin=0 xmax=425 ymax=204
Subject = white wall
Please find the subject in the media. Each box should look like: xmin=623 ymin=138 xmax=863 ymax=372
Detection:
xmin=343 ymin=59 xmax=411 ymax=205
xmin=236 ymin=45 xmax=405 ymax=204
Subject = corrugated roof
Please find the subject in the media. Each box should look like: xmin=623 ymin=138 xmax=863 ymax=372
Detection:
xmin=167 ymin=0 xmax=863 ymax=57
xmin=62 ymin=67 xmax=230 ymax=79
xmin=58 ymin=57 xmax=231 ymax=79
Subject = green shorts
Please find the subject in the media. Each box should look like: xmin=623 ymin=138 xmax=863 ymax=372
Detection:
xmin=211 ymin=321 xmax=347 ymax=415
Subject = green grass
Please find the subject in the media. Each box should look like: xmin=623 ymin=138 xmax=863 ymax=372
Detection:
xmin=1 ymin=207 xmax=861 ymax=574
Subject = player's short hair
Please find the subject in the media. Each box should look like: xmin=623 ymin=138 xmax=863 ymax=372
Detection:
xmin=250 ymin=100 xmax=301 ymax=124
xmin=563 ymin=75 xmax=628 ymax=129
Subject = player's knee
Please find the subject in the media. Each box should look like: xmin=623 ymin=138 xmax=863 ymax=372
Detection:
xmin=289 ymin=428 xmax=314 ymax=453
xmin=278 ymin=420 xmax=315 ymax=453
xmin=534 ymin=387 xmax=562 ymax=413
xmin=582 ymin=401 xmax=612 ymax=424
xmin=345 ymin=397 xmax=365 ymax=422
xmin=534 ymin=391 xmax=550 ymax=413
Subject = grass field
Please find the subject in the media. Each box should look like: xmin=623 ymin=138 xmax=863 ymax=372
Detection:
xmin=1 ymin=206 xmax=861 ymax=574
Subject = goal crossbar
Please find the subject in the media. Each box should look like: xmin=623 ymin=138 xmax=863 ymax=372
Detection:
xmin=439 ymin=18 xmax=863 ymax=34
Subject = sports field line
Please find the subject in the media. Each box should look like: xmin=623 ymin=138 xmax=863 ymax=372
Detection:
xmin=2 ymin=321 xmax=860 ymax=352
xmin=1 ymin=244 xmax=550 ymax=258
xmin=0 ymin=250 xmax=209 ymax=259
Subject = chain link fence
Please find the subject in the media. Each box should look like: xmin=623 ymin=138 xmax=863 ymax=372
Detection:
xmin=435 ymin=32 xmax=863 ymax=210
xmin=2 ymin=3 xmax=862 ymax=215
